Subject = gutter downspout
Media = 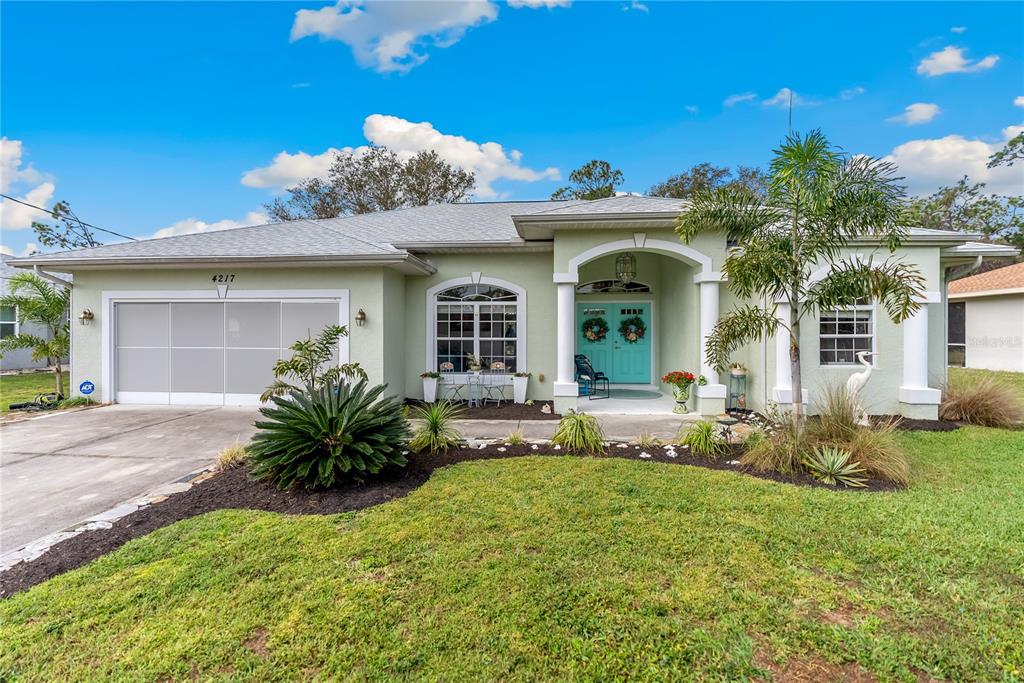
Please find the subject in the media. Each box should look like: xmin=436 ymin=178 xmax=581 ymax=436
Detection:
xmin=32 ymin=265 xmax=70 ymax=289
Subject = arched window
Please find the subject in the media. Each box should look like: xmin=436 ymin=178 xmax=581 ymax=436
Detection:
xmin=575 ymin=279 xmax=652 ymax=294
xmin=431 ymin=282 xmax=523 ymax=372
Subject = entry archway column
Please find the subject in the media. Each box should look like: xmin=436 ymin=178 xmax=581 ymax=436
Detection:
xmin=553 ymin=275 xmax=578 ymax=399
xmin=694 ymin=271 xmax=726 ymax=412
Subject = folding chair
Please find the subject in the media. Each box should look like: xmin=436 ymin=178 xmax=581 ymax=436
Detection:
xmin=481 ymin=361 xmax=508 ymax=406
xmin=439 ymin=362 xmax=466 ymax=402
xmin=574 ymin=354 xmax=610 ymax=400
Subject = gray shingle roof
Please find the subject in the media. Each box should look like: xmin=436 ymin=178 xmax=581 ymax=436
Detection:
xmin=528 ymin=195 xmax=686 ymax=216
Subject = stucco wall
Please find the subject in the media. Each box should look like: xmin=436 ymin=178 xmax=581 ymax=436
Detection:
xmin=0 ymin=320 xmax=52 ymax=371
xmin=66 ymin=266 xmax=387 ymax=401
xmin=961 ymin=293 xmax=1024 ymax=372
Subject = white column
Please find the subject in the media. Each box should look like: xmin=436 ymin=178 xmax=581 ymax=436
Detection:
xmin=899 ymin=299 xmax=941 ymax=404
xmin=554 ymin=281 xmax=578 ymax=396
xmin=698 ymin=280 xmax=720 ymax=384
xmin=772 ymin=301 xmax=792 ymax=400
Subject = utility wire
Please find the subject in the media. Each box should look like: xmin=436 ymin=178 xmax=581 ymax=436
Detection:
xmin=0 ymin=194 xmax=137 ymax=242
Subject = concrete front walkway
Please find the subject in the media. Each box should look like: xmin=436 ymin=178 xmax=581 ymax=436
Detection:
xmin=455 ymin=413 xmax=702 ymax=442
xmin=1 ymin=405 xmax=257 ymax=554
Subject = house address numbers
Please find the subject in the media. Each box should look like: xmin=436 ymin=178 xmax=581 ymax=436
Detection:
xmin=211 ymin=274 xmax=236 ymax=283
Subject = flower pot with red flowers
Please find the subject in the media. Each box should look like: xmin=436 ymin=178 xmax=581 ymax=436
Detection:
xmin=661 ymin=370 xmax=708 ymax=414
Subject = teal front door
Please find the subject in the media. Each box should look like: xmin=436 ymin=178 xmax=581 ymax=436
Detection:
xmin=576 ymin=302 xmax=651 ymax=383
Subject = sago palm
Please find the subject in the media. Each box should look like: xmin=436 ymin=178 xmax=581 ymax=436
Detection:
xmin=676 ymin=130 xmax=924 ymax=429
xmin=0 ymin=272 xmax=70 ymax=396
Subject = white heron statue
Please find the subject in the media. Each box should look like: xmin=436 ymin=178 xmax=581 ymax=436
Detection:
xmin=846 ymin=351 xmax=877 ymax=426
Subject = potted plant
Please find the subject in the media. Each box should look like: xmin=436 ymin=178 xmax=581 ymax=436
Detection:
xmin=420 ymin=371 xmax=440 ymax=403
xmin=512 ymin=372 xmax=531 ymax=403
xmin=729 ymin=362 xmax=748 ymax=377
xmin=661 ymin=370 xmax=708 ymax=414
xmin=465 ymin=353 xmax=483 ymax=372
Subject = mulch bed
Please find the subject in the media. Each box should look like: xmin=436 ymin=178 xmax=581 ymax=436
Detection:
xmin=405 ymin=399 xmax=560 ymax=420
xmin=0 ymin=440 xmax=901 ymax=600
xmin=873 ymin=415 xmax=961 ymax=432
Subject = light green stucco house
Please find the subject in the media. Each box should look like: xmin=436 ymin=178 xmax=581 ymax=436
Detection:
xmin=10 ymin=195 xmax=1017 ymax=419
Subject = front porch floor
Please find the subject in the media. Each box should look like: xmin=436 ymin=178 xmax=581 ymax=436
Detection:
xmin=570 ymin=384 xmax=703 ymax=417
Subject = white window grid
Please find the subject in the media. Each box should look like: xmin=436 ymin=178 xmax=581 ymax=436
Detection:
xmin=436 ymin=301 xmax=518 ymax=372
xmin=0 ymin=305 xmax=17 ymax=340
xmin=819 ymin=299 xmax=874 ymax=366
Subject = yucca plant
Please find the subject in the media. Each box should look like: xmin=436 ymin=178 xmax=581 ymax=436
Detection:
xmin=803 ymin=446 xmax=867 ymax=487
xmin=550 ymin=410 xmax=605 ymax=455
xmin=249 ymin=380 xmax=411 ymax=489
xmin=678 ymin=421 xmax=723 ymax=458
xmin=409 ymin=401 xmax=464 ymax=453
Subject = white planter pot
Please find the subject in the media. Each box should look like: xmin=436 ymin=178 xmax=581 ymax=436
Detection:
xmin=422 ymin=377 xmax=438 ymax=403
xmin=512 ymin=376 xmax=529 ymax=404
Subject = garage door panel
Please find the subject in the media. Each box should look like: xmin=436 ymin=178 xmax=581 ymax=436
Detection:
xmin=118 ymin=348 xmax=169 ymax=392
xmin=282 ymin=302 xmax=340 ymax=348
xmin=117 ymin=303 xmax=169 ymax=347
xmin=225 ymin=348 xmax=279 ymax=394
xmin=170 ymin=348 xmax=224 ymax=392
xmin=171 ymin=303 xmax=224 ymax=347
xmin=226 ymin=302 xmax=280 ymax=348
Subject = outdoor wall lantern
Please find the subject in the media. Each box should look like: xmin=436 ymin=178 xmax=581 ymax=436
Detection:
xmin=78 ymin=309 xmax=94 ymax=325
xmin=616 ymin=252 xmax=637 ymax=284
xmin=355 ymin=308 xmax=367 ymax=327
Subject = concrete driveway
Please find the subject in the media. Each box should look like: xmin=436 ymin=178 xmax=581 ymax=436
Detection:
xmin=1 ymin=405 xmax=258 ymax=554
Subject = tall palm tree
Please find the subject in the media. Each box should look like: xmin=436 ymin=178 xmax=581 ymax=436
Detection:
xmin=0 ymin=272 xmax=71 ymax=396
xmin=676 ymin=130 xmax=925 ymax=428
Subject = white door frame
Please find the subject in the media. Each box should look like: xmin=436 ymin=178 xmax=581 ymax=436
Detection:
xmin=101 ymin=289 xmax=350 ymax=405
xmin=576 ymin=298 xmax=656 ymax=385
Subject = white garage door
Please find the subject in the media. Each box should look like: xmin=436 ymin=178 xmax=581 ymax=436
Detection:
xmin=114 ymin=300 xmax=341 ymax=405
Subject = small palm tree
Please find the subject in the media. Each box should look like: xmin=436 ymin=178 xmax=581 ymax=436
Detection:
xmin=0 ymin=272 xmax=71 ymax=396
xmin=259 ymin=324 xmax=367 ymax=402
xmin=676 ymin=130 xmax=925 ymax=429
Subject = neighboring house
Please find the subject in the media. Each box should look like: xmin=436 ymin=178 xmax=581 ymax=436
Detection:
xmin=9 ymin=196 xmax=1018 ymax=419
xmin=0 ymin=257 xmax=70 ymax=372
xmin=948 ymin=262 xmax=1024 ymax=372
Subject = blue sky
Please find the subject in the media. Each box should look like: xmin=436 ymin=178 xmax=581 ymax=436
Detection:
xmin=2 ymin=1 xmax=1022 ymax=256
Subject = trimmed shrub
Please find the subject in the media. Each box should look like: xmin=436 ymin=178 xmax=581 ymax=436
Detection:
xmin=249 ymin=380 xmax=411 ymax=489
xmin=940 ymin=374 xmax=1023 ymax=428
xmin=803 ymin=446 xmax=867 ymax=487
xmin=678 ymin=421 xmax=722 ymax=458
xmin=410 ymin=401 xmax=464 ymax=453
xmin=551 ymin=410 xmax=605 ymax=455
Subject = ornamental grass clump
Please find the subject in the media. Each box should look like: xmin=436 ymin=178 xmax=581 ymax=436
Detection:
xmin=249 ymin=380 xmax=411 ymax=490
xmin=409 ymin=401 xmax=464 ymax=453
xmin=215 ymin=441 xmax=249 ymax=471
xmin=677 ymin=421 xmax=723 ymax=458
xmin=551 ymin=410 xmax=605 ymax=455
xmin=940 ymin=374 xmax=1023 ymax=428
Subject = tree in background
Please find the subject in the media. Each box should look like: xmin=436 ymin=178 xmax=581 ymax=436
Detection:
xmin=266 ymin=146 xmax=475 ymax=221
xmin=31 ymin=200 xmax=100 ymax=251
xmin=649 ymin=163 xmax=768 ymax=199
xmin=676 ymin=130 xmax=923 ymax=430
xmin=987 ymin=131 xmax=1024 ymax=168
xmin=905 ymin=177 xmax=1023 ymax=250
xmin=550 ymin=160 xmax=624 ymax=200
xmin=0 ymin=273 xmax=71 ymax=396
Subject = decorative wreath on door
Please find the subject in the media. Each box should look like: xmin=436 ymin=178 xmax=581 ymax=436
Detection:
xmin=618 ymin=316 xmax=647 ymax=344
xmin=581 ymin=317 xmax=609 ymax=342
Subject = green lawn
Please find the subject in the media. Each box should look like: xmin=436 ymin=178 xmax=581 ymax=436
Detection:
xmin=0 ymin=370 xmax=68 ymax=412
xmin=2 ymin=427 xmax=1022 ymax=681
xmin=949 ymin=366 xmax=1024 ymax=403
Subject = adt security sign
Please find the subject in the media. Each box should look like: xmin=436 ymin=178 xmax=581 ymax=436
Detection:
xmin=79 ymin=380 xmax=95 ymax=396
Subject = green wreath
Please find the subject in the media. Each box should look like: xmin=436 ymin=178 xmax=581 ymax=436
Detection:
xmin=618 ymin=315 xmax=647 ymax=344
xmin=581 ymin=317 xmax=609 ymax=342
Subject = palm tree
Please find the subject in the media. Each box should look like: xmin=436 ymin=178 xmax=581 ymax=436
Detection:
xmin=676 ymin=130 xmax=925 ymax=429
xmin=0 ymin=272 xmax=71 ymax=396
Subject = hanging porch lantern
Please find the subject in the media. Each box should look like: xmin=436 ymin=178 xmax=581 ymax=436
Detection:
xmin=615 ymin=252 xmax=637 ymax=284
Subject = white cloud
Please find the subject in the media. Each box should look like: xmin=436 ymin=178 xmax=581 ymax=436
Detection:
xmin=241 ymin=147 xmax=355 ymax=189
xmin=1 ymin=137 xmax=43 ymax=193
xmin=290 ymin=1 xmax=571 ymax=73
xmin=1015 ymin=96 xmax=1024 ymax=108
xmin=916 ymin=46 xmax=999 ymax=77
xmin=622 ymin=1 xmax=649 ymax=12
xmin=762 ymin=87 xmax=820 ymax=108
xmin=0 ymin=243 xmax=39 ymax=258
xmin=883 ymin=125 xmax=1024 ymax=196
xmin=151 ymin=211 xmax=268 ymax=240
xmin=291 ymin=82 xmax=311 ymax=89
xmin=242 ymin=114 xmax=560 ymax=198
xmin=840 ymin=86 xmax=865 ymax=100
xmin=0 ymin=182 xmax=55 ymax=230
xmin=950 ymin=26 xmax=967 ymax=34
xmin=888 ymin=102 xmax=942 ymax=125
xmin=684 ymin=105 xmax=699 ymax=114
xmin=723 ymin=92 xmax=756 ymax=107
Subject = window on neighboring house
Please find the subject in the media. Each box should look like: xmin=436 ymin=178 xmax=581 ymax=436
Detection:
xmin=434 ymin=284 xmax=520 ymax=371
xmin=0 ymin=305 xmax=16 ymax=340
xmin=947 ymin=301 xmax=966 ymax=367
xmin=819 ymin=299 xmax=873 ymax=365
